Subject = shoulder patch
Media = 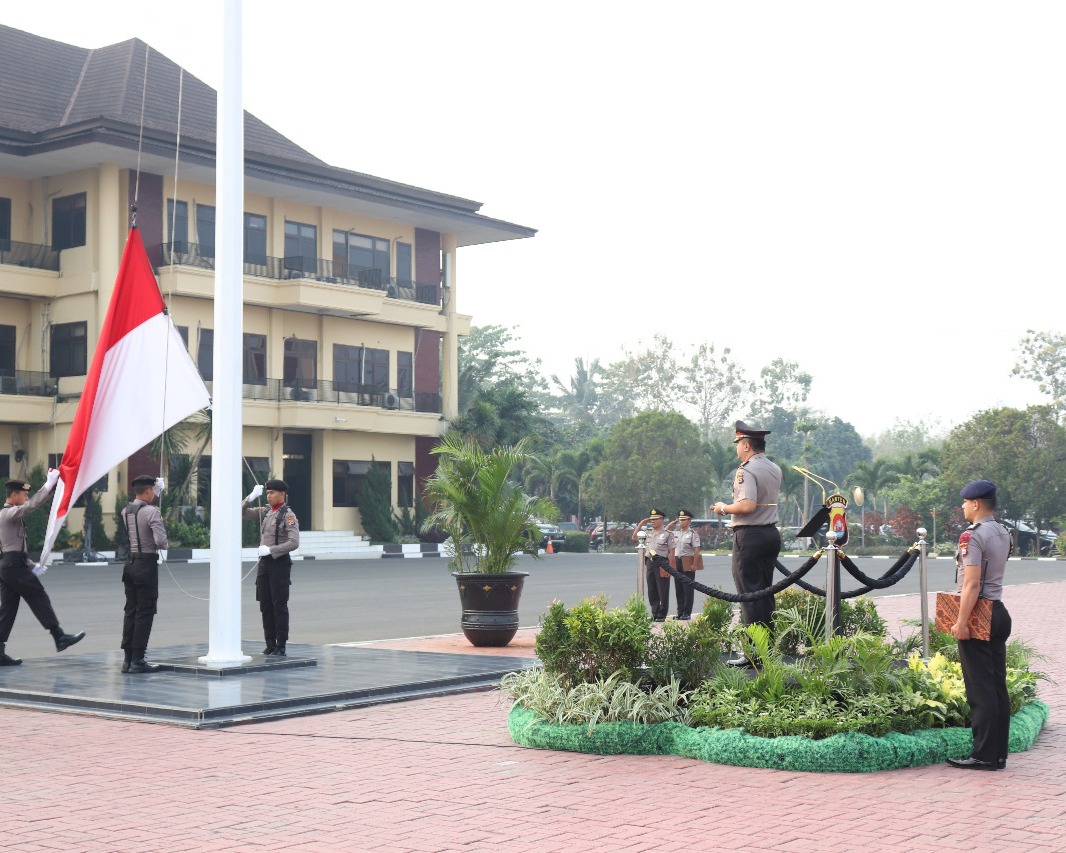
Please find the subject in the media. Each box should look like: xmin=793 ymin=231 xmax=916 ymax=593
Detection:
xmin=958 ymin=530 xmax=971 ymax=557
xmin=286 ymin=511 xmax=297 ymax=524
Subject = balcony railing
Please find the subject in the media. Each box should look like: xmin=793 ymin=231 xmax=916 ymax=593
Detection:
xmin=203 ymin=377 xmax=442 ymax=413
xmin=0 ymin=239 xmax=61 ymax=272
xmin=161 ymin=243 xmax=440 ymax=306
xmin=0 ymin=370 xmax=58 ymax=397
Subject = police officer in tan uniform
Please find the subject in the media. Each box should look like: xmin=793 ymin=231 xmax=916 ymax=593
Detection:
xmin=947 ymin=479 xmax=1013 ymax=771
xmin=119 ymin=475 xmax=168 ymax=673
xmin=0 ymin=472 xmax=85 ymax=665
xmin=713 ymin=420 xmax=782 ymax=665
xmin=243 ymin=479 xmax=300 ymax=656
xmin=666 ymin=509 xmax=701 ymax=620
xmin=632 ymin=508 xmax=674 ymax=621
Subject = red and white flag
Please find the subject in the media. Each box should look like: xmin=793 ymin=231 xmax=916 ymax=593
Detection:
xmin=40 ymin=228 xmax=211 ymax=565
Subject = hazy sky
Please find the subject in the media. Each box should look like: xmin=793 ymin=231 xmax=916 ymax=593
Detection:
xmin=7 ymin=2 xmax=1061 ymax=436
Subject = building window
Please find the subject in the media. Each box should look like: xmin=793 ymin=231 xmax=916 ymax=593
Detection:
xmin=52 ymin=193 xmax=87 ymax=251
xmin=167 ymin=199 xmax=189 ymax=251
xmin=197 ymin=328 xmax=213 ymax=380
xmin=398 ymin=461 xmax=415 ymax=508
xmin=396 ymin=242 xmax=412 ymax=284
xmin=332 ymin=344 xmax=388 ymax=392
xmin=284 ymin=221 xmax=317 ymax=275
xmin=175 ymin=325 xmax=190 ymax=349
xmin=196 ymin=204 xmax=215 ymax=258
xmin=244 ymin=213 xmax=267 ymax=265
xmin=197 ymin=455 xmax=211 ymax=507
xmin=332 ymin=230 xmax=389 ymax=285
xmin=243 ymin=333 xmax=267 ymax=385
xmin=397 ymin=351 xmax=413 ymax=398
xmin=50 ymin=322 xmax=87 ymax=377
xmin=333 ymin=460 xmax=390 ymax=508
xmin=284 ymin=338 xmax=317 ymax=387
xmin=0 ymin=197 xmax=10 ymax=247
xmin=0 ymin=325 xmax=15 ymax=374
xmin=0 ymin=455 xmax=9 ymax=480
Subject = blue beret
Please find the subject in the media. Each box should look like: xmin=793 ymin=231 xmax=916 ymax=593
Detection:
xmin=960 ymin=479 xmax=996 ymax=500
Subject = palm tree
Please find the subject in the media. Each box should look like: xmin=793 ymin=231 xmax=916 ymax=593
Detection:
xmin=550 ymin=357 xmax=601 ymax=424
xmin=849 ymin=458 xmax=900 ymax=518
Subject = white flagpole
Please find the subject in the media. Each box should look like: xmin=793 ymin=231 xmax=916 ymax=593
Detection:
xmin=201 ymin=0 xmax=250 ymax=665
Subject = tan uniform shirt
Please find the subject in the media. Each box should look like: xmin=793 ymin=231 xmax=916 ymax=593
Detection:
xmin=0 ymin=487 xmax=53 ymax=553
xmin=731 ymin=453 xmax=782 ymax=527
xmin=242 ymin=501 xmax=300 ymax=559
xmin=121 ymin=498 xmax=168 ymax=554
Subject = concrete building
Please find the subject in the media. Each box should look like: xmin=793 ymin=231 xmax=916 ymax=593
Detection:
xmin=0 ymin=24 xmax=535 ymax=537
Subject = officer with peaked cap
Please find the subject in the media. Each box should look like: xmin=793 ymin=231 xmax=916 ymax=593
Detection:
xmin=947 ymin=479 xmax=1013 ymax=771
xmin=665 ymin=510 xmax=702 ymax=619
xmin=119 ymin=475 xmax=169 ymax=673
xmin=243 ymin=478 xmax=300 ymax=656
xmin=632 ymin=508 xmax=674 ymax=621
xmin=0 ymin=472 xmax=85 ymax=665
xmin=712 ymin=421 xmax=783 ymax=665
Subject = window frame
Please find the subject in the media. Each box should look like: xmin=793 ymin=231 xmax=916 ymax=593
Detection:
xmin=50 ymin=321 xmax=88 ymax=377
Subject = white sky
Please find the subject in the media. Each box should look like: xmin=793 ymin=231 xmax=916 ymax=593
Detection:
xmin=7 ymin=2 xmax=1061 ymax=436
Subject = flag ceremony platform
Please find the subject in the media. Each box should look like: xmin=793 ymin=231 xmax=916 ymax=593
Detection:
xmin=0 ymin=642 xmax=534 ymax=728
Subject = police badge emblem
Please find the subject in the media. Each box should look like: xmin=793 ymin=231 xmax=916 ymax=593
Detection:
xmin=826 ymin=493 xmax=849 ymax=546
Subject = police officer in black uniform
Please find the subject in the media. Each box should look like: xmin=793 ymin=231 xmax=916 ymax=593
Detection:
xmin=120 ymin=474 xmax=168 ymax=673
xmin=0 ymin=472 xmax=85 ymax=665
xmin=947 ymin=479 xmax=1013 ymax=771
xmin=632 ymin=508 xmax=674 ymax=621
xmin=243 ymin=479 xmax=300 ymax=656
xmin=713 ymin=420 xmax=783 ymax=666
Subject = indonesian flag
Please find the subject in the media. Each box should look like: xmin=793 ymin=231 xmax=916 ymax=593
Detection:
xmin=40 ymin=228 xmax=211 ymax=565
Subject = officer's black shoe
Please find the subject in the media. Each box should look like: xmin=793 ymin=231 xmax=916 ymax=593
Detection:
xmin=726 ymin=655 xmax=753 ymax=667
xmin=998 ymin=758 xmax=1007 ymax=769
xmin=262 ymin=646 xmax=276 ymax=656
xmin=273 ymin=645 xmax=286 ymax=657
xmin=128 ymin=659 xmax=161 ymax=674
xmin=0 ymin=644 xmax=22 ymax=666
xmin=53 ymin=630 xmax=86 ymax=652
xmin=947 ymin=756 xmax=997 ymax=771
xmin=121 ymin=661 xmax=131 ymax=673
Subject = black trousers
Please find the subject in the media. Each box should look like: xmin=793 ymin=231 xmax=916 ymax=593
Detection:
xmin=0 ymin=552 xmax=60 ymax=643
xmin=256 ymin=555 xmax=292 ymax=646
xmin=731 ymin=525 xmax=781 ymax=628
xmin=645 ymin=556 xmax=672 ymax=620
xmin=673 ymin=570 xmax=696 ymax=619
xmin=121 ymin=556 xmax=159 ymax=654
xmin=958 ymin=599 xmax=1012 ymax=764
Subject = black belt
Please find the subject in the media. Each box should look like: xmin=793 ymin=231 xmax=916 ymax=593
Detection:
xmin=128 ymin=552 xmax=159 ymax=559
xmin=734 ymin=524 xmax=777 ymax=529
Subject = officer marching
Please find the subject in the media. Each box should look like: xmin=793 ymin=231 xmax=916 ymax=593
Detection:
xmin=119 ymin=474 xmax=168 ymax=673
xmin=242 ymin=479 xmax=300 ymax=656
xmin=0 ymin=472 xmax=85 ymax=665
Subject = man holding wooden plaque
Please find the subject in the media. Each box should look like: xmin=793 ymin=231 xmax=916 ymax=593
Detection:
xmin=946 ymin=479 xmax=1013 ymax=771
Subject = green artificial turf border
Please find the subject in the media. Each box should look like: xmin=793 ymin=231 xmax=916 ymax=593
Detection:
xmin=507 ymin=700 xmax=1049 ymax=773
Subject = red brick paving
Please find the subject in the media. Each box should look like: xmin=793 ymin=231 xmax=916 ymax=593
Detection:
xmin=0 ymin=582 xmax=1060 ymax=852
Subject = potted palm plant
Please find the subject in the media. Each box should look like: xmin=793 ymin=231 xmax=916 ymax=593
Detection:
xmin=422 ymin=434 xmax=558 ymax=647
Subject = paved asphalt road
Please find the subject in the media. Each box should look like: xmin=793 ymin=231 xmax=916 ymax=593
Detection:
xmin=5 ymin=552 xmax=1060 ymax=659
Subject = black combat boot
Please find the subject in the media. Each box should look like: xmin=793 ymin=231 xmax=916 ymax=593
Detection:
xmin=128 ymin=649 xmax=160 ymax=674
xmin=51 ymin=627 xmax=86 ymax=652
xmin=0 ymin=643 xmax=22 ymax=666
xmin=121 ymin=649 xmax=133 ymax=673
xmin=273 ymin=644 xmax=286 ymax=657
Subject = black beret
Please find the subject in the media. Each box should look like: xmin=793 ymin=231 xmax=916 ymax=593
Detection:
xmin=5 ymin=480 xmax=30 ymax=493
xmin=678 ymin=509 xmax=694 ymax=520
xmin=264 ymin=479 xmax=289 ymax=493
xmin=960 ymin=479 xmax=996 ymax=500
xmin=734 ymin=420 xmax=771 ymax=443
xmin=648 ymin=508 xmax=665 ymax=519
xmin=131 ymin=475 xmax=156 ymax=489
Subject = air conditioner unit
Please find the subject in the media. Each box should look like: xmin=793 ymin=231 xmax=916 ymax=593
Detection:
xmin=383 ymin=392 xmax=400 ymax=410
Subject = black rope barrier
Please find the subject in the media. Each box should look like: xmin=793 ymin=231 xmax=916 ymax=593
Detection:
xmin=772 ymin=547 xmax=920 ymax=598
xmin=655 ymin=552 xmax=823 ymax=602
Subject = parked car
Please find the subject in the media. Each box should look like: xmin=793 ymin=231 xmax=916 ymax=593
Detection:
xmin=558 ymin=521 xmax=580 ymax=532
xmin=588 ymin=521 xmax=632 ymax=550
xmin=532 ymin=522 xmax=566 ymax=553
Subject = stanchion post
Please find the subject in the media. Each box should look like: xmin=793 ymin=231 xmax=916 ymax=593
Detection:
xmin=917 ymin=527 xmax=930 ymax=659
xmin=636 ymin=529 xmax=647 ymax=602
xmin=825 ymin=530 xmax=842 ymax=639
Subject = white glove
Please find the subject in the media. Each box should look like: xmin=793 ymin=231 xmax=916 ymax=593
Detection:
xmin=257 ymin=545 xmax=271 ymax=557
xmin=31 ymin=562 xmax=46 ymax=577
xmin=154 ymin=477 xmax=165 ymax=497
xmin=158 ymin=549 xmax=168 ymax=562
xmin=245 ymin=484 xmax=264 ymax=502
xmin=45 ymin=468 xmax=60 ymax=490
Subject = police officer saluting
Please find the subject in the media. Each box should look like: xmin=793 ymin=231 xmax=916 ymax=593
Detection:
xmin=243 ymin=479 xmax=300 ymax=656
xmin=632 ymin=508 xmax=674 ymax=622
xmin=0 ymin=472 xmax=85 ymax=665
xmin=947 ymin=479 xmax=1013 ymax=771
xmin=119 ymin=475 xmax=168 ymax=673
xmin=713 ymin=420 xmax=783 ymax=666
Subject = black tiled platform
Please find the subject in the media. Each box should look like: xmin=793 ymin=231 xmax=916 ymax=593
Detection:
xmin=0 ymin=642 xmax=534 ymax=728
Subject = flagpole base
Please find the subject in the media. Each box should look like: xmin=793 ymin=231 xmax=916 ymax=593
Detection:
xmin=198 ymin=653 xmax=253 ymax=667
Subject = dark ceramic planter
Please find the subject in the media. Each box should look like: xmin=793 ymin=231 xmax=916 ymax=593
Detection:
xmin=453 ymin=571 xmax=529 ymax=647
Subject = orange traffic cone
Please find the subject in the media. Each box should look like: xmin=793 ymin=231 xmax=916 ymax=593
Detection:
xmin=546 ymin=540 xmax=554 ymax=554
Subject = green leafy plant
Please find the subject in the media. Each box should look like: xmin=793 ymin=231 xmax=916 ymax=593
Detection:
xmin=421 ymin=433 xmax=558 ymax=573
xmin=561 ymin=531 xmax=591 ymax=553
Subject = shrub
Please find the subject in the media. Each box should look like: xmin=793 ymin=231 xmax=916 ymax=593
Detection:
xmin=561 ymin=531 xmax=591 ymax=553
xmin=645 ymin=610 xmax=728 ymax=689
xmin=535 ymin=595 xmax=651 ymax=686
xmin=166 ymin=520 xmax=210 ymax=548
